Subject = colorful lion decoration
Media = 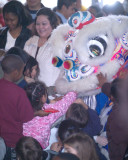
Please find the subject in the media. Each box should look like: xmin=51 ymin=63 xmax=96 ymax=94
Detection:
xmin=50 ymin=11 xmax=128 ymax=96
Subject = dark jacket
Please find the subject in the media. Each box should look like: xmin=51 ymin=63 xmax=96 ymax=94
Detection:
xmin=102 ymin=82 xmax=128 ymax=160
xmin=0 ymin=26 xmax=32 ymax=49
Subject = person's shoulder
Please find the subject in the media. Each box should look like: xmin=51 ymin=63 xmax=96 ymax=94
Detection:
xmin=0 ymin=27 xmax=8 ymax=35
xmin=25 ymin=35 xmax=39 ymax=45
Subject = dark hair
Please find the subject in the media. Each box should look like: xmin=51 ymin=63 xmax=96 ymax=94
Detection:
xmin=15 ymin=136 xmax=43 ymax=160
xmin=88 ymin=5 xmax=101 ymax=16
xmin=58 ymin=119 xmax=81 ymax=143
xmin=66 ymin=103 xmax=89 ymax=128
xmin=24 ymin=82 xmax=47 ymax=111
xmin=35 ymin=7 xmax=58 ymax=29
xmin=110 ymin=78 xmax=122 ymax=103
xmin=1 ymin=54 xmax=24 ymax=74
xmin=6 ymin=47 xmax=29 ymax=64
xmin=3 ymin=0 xmax=32 ymax=27
xmin=23 ymin=56 xmax=39 ymax=79
xmin=103 ymin=1 xmax=126 ymax=16
xmin=53 ymin=152 xmax=80 ymax=160
xmin=64 ymin=133 xmax=99 ymax=160
xmin=57 ymin=0 xmax=77 ymax=10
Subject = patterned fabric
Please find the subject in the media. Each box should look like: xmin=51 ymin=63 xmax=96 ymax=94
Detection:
xmin=23 ymin=92 xmax=77 ymax=149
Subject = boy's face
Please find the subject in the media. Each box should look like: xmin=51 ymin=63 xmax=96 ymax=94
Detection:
xmin=63 ymin=3 xmax=76 ymax=19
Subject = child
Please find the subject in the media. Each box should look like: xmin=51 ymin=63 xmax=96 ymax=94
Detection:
xmin=0 ymin=54 xmax=34 ymax=160
xmin=23 ymin=56 xmax=39 ymax=83
xmin=66 ymin=99 xmax=103 ymax=140
xmin=15 ymin=136 xmax=46 ymax=160
xmin=65 ymin=99 xmax=107 ymax=160
xmin=0 ymin=54 xmax=46 ymax=160
xmin=97 ymin=73 xmax=128 ymax=160
xmin=63 ymin=132 xmax=99 ymax=160
xmin=23 ymin=81 xmax=77 ymax=149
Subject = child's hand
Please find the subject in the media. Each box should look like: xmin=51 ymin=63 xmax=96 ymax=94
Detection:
xmin=97 ymin=72 xmax=107 ymax=88
xmin=34 ymin=110 xmax=51 ymax=117
xmin=74 ymin=98 xmax=88 ymax=110
xmin=95 ymin=136 xmax=108 ymax=146
xmin=50 ymin=142 xmax=62 ymax=152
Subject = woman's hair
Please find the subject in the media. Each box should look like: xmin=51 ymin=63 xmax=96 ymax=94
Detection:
xmin=23 ymin=56 xmax=39 ymax=79
xmin=24 ymin=82 xmax=47 ymax=111
xmin=58 ymin=119 xmax=81 ymax=143
xmin=53 ymin=152 xmax=80 ymax=160
xmin=64 ymin=133 xmax=99 ymax=160
xmin=66 ymin=103 xmax=89 ymax=128
xmin=35 ymin=7 xmax=58 ymax=29
xmin=15 ymin=136 xmax=43 ymax=160
xmin=3 ymin=0 xmax=32 ymax=27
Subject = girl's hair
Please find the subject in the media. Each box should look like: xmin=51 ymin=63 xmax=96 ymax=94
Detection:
xmin=53 ymin=152 xmax=80 ymax=160
xmin=110 ymin=78 xmax=123 ymax=103
xmin=58 ymin=119 xmax=81 ymax=143
xmin=3 ymin=0 xmax=32 ymax=27
xmin=24 ymin=82 xmax=47 ymax=111
xmin=35 ymin=7 xmax=58 ymax=29
xmin=15 ymin=136 xmax=43 ymax=160
xmin=64 ymin=133 xmax=99 ymax=160
xmin=66 ymin=103 xmax=89 ymax=128
xmin=23 ymin=56 xmax=39 ymax=79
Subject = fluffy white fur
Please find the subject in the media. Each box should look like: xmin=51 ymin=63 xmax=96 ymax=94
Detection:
xmin=50 ymin=14 xmax=128 ymax=95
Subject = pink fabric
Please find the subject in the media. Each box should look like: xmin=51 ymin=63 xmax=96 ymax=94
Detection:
xmin=23 ymin=92 xmax=77 ymax=148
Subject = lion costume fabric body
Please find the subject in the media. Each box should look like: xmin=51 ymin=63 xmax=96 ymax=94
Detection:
xmin=51 ymin=11 xmax=128 ymax=96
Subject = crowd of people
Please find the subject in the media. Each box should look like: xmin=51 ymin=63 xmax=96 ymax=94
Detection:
xmin=0 ymin=0 xmax=128 ymax=160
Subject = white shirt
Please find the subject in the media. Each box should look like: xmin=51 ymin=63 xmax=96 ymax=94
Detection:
xmin=5 ymin=31 xmax=16 ymax=51
xmin=24 ymin=36 xmax=60 ymax=87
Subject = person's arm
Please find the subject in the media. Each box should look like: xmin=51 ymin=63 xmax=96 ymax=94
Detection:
xmin=97 ymin=72 xmax=111 ymax=98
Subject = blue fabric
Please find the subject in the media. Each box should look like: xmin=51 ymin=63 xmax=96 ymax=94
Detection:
xmin=96 ymin=92 xmax=109 ymax=115
xmin=82 ymin=108 xmax=103 ymax=137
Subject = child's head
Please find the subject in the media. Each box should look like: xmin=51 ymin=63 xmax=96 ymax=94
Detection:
xmin=23 ymin=56 xmax=39 ymax=79
xmin=110 ymin=78 xmax=123 ymax=103
xmin=24 ymin=82 xmax=47 ymax=111
xmin=63 ymin=133 xmax=98 ymax=160
xmin=52 ymin=152 xmax=80 ymax=160
xmin=1 ymin=54 xmax=24 ymax=82
xmin=66 ymin=103 xmax=89 ymax=128
xmin=58 ymin=119 xmax=81 ymax=143
xmin=6 ymin=47 xmax=29 ymax=64
xmin=15 ymin=136 xmax=43 ymax=160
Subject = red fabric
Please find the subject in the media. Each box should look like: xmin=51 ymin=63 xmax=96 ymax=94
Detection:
xmin=0 ymin=79 xmax=34 ymax=147
xmin=0 ymin=14 xmax=5 ymax=27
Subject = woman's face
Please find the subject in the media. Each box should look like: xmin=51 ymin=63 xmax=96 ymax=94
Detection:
xmin=4 ymin=12 xmax=19 ymax=31
xmin=31 ymin=65 xmax=38 ymax=79
xmin=35 ymin=15 xmax=52 ymax=39
xmin=64 ymin=144 xmax=78 ymax=157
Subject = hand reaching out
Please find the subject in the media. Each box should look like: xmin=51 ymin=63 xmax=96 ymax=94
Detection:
xmin=97 ymin=72 xmax=107 ymax=88
xmin=95 ymin=136 xmax=108 ymax=146
xmin=34 ymin=110 xmax=51 ymax=117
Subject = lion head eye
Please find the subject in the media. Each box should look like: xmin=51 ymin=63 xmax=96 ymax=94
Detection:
xmin=65 ymin=44 xmax=71 ymax=54
xmin=88 ymin=35 xmax=108 ymax=58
